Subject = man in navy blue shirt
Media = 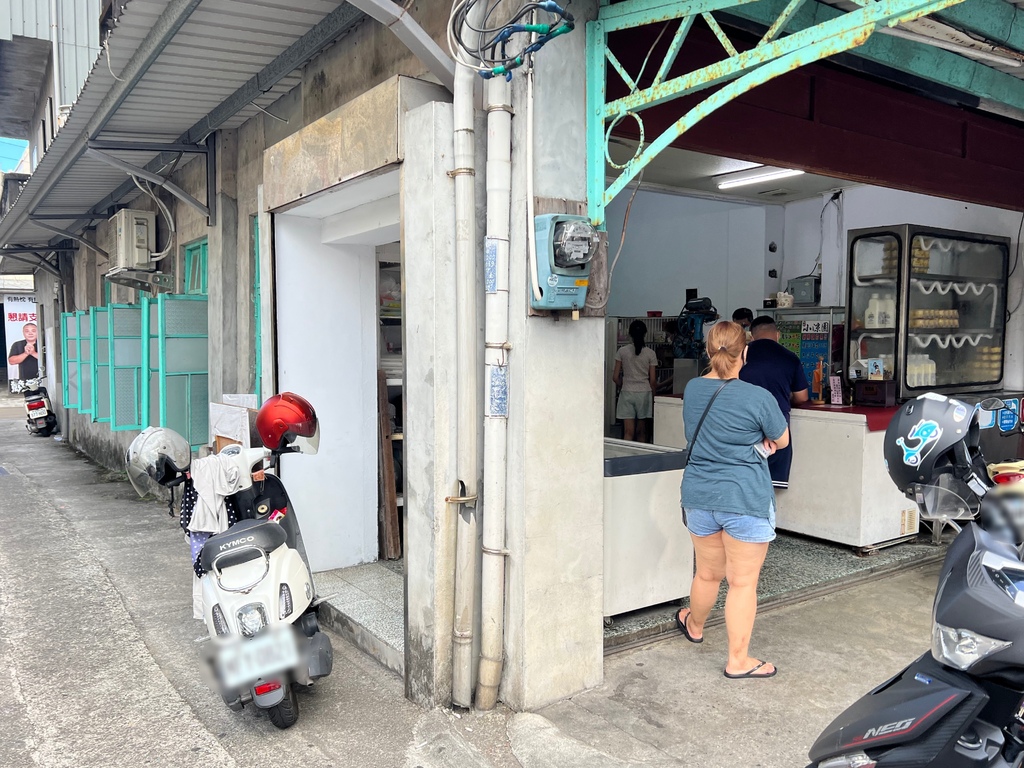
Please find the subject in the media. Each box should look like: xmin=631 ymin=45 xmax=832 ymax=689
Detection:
xmin=739 ymin=316 xmax=809 ymax=488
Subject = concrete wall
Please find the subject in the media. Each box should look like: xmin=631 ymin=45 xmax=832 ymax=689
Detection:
xmin=502 ymin=0 xmax=605 ymax=710
xmin=43 ymin=2 xmax=457 ymax=469
xmin=402 ymin=102 xmax=459 ymax=707
xmin=782 ymin=186 xmax=1024 ymax=387
xmin=604 ymin=189 xmax=768 ymax=317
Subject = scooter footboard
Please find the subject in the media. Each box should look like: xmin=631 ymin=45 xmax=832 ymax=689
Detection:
xmin=808 ymin=652 xmax=991 ymax=767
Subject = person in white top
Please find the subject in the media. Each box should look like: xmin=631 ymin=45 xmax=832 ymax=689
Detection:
xmin=613 ymin=320 xmax=658 ymax=442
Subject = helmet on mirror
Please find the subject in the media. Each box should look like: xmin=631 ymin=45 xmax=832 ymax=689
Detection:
xmin=256 ymin=392 xmax=320 ymax=454
xmin=125 ymin=426 xmax=191 ymax=497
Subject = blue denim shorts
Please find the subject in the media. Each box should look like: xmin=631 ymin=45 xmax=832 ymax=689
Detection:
xmin=683 ymin=503 xmax=777 ymax=544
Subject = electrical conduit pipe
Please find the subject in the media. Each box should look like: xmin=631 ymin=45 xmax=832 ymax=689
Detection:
xmin=450 ymin=9 xmax=484 ymax=710
xmin=476 ymin=75 xmax=513 ymax=711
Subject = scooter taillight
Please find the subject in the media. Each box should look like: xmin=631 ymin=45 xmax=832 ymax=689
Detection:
xmin=26 ymin=400 xmax=45 ymax=411
xmin=994 ymin=473 xmax=1024 ymax=484
xmin=254 ymin=681 xmax=281 ymax=696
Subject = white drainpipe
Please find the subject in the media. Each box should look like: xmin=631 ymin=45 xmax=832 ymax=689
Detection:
xmin=475 ymin=74 xmax=512 ymax=711
xmin=449 ymin=13 xmax=484 ymax=709
xmin=49 ymin=0 xmax=62 ymax=111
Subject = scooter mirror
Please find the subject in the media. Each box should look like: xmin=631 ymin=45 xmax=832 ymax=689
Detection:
xmin=980 ymin=397 xmax=1008 ymax=411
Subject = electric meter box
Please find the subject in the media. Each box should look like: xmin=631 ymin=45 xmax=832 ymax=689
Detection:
xmin=530 ymin=214 xmax=600 ymax=311
xmin=111 ymin=209 xmax=156 ymax=270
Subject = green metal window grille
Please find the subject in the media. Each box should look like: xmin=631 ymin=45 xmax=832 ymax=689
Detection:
xmin=76 ymin=311 xmax=93 ymax=417
xmin=109 ymin=303 xmax=145 ymax=431
xmin=103 ymin=279 xmax=112 ymax=306
xmin=184 ymin=239 xmax=208 ymax=296
xmin=91 ymin=307 xmax=111 ymax=423
xmin=252 ymin=216 xmax=263 ymax=405
xmin=60 ymin=312 xmax=80 ymax=409
xmin=146 ymin=294 xmax=209 ymax=450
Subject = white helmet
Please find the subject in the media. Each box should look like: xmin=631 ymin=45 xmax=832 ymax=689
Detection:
xmin=125 ymin=427 xmax=191 ymax=497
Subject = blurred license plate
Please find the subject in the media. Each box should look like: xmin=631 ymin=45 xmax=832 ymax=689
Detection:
xmin=217 ymin=629 xmax=299 ymax=689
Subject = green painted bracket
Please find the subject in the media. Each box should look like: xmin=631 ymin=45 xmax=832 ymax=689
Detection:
xmin=724 ymin=0 xmax=1024 ymax=113
xmin=936 ymin=0 xmax=1024 ymax=53
xmin=584 ymin=0 xmax=1024 ymax=227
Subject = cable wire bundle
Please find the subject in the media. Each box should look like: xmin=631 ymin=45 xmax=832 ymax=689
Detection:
xmin=448 ymin=0 xmax=574 ymax=79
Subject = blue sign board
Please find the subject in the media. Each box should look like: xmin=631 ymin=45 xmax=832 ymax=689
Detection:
xmin=999 ymin=398 xmax=1020 ymax=432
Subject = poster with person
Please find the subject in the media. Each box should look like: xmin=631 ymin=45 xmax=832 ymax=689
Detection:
xmin=4 ymin=293 xmax=41 ymax=386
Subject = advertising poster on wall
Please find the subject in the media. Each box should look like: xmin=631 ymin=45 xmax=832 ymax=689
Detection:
xmin=4 ymin=293 xmax=41 ymax=388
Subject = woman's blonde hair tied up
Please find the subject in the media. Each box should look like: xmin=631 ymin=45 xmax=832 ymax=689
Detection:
xmin=706 ymin=321 xmax=747 ymax=378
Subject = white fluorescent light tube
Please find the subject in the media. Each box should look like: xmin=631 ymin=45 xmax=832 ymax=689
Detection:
xmin=717 ymin=168 xmax=805 ymax=189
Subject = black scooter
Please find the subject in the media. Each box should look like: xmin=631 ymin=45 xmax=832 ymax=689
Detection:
xmin=14 ymin=377 xmax=57 ymax=436
xmin=808 ymin=400 xmax=1024 ymax=768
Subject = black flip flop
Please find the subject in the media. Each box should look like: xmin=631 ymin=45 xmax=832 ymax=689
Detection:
xmin=724 ymin=661 xmax=777 ymax=679
xmin=675 ymin=609 xmax=703 ymax=644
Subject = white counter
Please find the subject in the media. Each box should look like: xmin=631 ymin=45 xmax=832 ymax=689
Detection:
xmin=654 ymin=396 xmax=918 ymax=551
xmin=781 ymin=406 xmax=919 ymax=550
xmin=603 ymin=439 xmax=692 ymax=617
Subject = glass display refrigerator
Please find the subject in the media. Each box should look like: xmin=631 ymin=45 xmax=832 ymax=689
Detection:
xmin=845 ymin=225 xmax=1009 ymax=400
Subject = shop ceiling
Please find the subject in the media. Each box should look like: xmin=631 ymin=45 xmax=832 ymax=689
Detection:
xmin=0 ymin=0 xmax=368 ymax=275
xmin=608 ymin=140 xmax=855 ymax=202
xmin=589 ymin=0 xmax=1024 ymax=226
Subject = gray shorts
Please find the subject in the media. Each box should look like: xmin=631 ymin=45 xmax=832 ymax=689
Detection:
xmin=617 ymin=390 xmax=653 ymax=420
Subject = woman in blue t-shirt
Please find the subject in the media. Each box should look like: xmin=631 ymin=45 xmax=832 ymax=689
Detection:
xmin=676 ymin=320 xmax=789 ymax=680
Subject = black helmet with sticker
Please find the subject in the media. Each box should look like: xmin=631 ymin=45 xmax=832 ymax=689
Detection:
xmin=883 ymin=393 xmax=983 ymax=496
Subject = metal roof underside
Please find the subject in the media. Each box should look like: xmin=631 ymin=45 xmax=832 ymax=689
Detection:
xmin=8 ymin=0 xmax=1024 ymax=274
xmin=0 ymin=0 xmax=366 ymax=273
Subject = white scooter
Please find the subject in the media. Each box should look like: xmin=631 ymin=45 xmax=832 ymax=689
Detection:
xmin=13 ymin=377 xmax=57 ymax=436
xmin=197 ymin=445 xmax=332 ymax=728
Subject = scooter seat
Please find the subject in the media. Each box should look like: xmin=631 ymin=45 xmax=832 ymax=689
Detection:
xmin=200 ymin=519 xmax=287 ymax=573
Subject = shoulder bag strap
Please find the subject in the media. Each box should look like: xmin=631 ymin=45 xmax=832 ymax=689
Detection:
xmin=686 ymin=379 xmax=731 ymax=461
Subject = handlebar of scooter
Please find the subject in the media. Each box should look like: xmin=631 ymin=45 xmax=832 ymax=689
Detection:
xmin=215 ymin=445 xmax=273 ymax=492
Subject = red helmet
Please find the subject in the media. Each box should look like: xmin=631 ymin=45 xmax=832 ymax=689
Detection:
xmin=256 ymin=392 xmax=320 ymax=454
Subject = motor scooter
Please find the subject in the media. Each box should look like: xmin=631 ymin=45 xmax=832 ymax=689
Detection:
xmin=196 ymin=442 xmax=332 ymax=728
xmin=13 ymin=377 xmax=57 ymax=436
xmin=807 ymin=397 xmax=1024 ymax=768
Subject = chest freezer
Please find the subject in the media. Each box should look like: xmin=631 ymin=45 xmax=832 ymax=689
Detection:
xmin=604 ymin=439 xmax=692 ymax=618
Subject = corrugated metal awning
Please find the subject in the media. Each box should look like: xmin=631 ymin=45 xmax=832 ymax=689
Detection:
xmin=0 ymin=0 xmax=366 ymax=273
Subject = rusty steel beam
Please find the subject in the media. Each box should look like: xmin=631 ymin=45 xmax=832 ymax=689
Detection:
xmin=586 ymin=0 xmax=969 ymax=226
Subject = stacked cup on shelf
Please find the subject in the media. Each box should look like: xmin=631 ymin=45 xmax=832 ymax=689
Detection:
xmin=910 ymin=309 xmax=959 ymax=329
xmin=968 ymin=346 xmax=1003 ymax=381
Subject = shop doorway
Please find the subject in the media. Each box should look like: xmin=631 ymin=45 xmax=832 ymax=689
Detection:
xmin=271 ymin=167 xmax=406 ymax=673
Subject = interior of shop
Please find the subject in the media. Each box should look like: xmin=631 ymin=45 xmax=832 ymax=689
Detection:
xmin=598 ymin=138 xmax=1024 ymax=639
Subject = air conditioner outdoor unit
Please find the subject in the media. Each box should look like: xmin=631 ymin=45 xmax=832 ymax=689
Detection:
xmin=111 ymin=209 xmax=156 ymax=269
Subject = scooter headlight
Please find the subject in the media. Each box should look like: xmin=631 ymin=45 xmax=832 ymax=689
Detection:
xmin=236 ymin=603 xmax=268 ymax=638
xmin=931 ymin=623 xmax=1010 ymax=670
xmin=816 ymin=753 xmax=877 ymax=768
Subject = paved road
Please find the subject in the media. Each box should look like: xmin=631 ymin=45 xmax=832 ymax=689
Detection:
xmin=0 ymin=415 xmax=943 ymax=767
xmin=0 ymin=419 xmax=519 ymax=768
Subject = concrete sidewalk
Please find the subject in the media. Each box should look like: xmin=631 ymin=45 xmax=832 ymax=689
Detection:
xmin=0 ymin=415 xmax=939 ymax=767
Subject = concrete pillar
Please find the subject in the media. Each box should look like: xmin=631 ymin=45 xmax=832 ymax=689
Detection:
xmin=402 ymin=101 xmax=460 ymax=707
xmin=208 ymin=129 xmax=240 ymax=400
xmin=502 ymin=0 xmax=605 ymax=710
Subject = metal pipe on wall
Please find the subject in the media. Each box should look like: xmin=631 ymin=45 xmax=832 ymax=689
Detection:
xmin=476 ymin=75 xmax=513 ymax=711
xmin=49 ymin=0 xmax=63 ymax=110
xmin=450 ymin=6 xmax=485 ymax=709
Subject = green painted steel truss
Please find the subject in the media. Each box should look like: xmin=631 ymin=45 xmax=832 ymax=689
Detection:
xmin=586 ymin=0 xmax=969 ymax=227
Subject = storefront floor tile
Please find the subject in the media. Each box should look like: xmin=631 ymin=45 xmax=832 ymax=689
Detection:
xmin=603 ymin=531 xmax=947 ymax=653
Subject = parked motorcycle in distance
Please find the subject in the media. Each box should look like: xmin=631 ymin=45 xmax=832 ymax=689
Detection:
xmin=125 ymin=393 xmax=332 ymax=729
xmin=807 ymin=394 xmax=1024 ymax=768
xmin=12 ymin=377 xmax=58 ymax=436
